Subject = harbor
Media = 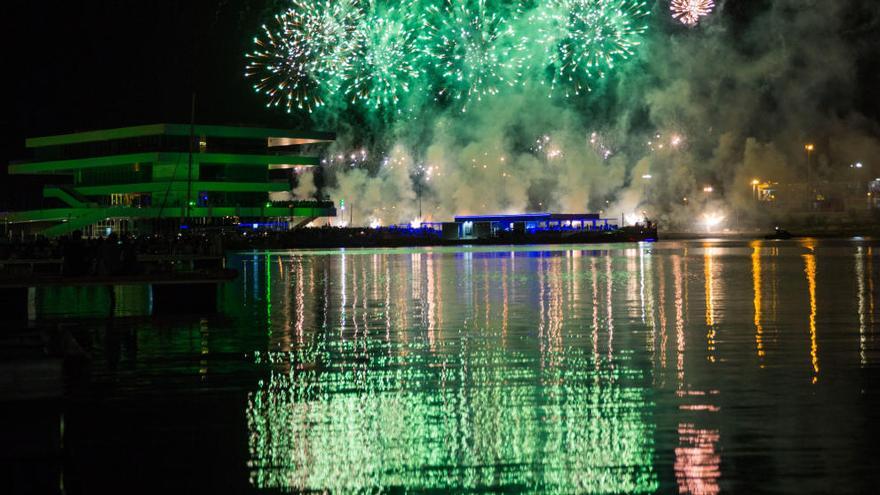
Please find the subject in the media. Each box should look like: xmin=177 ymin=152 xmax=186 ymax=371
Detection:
xmin=6 ymin=0 xmax=880 ymax=492
xmin=2 ymin=239 xmax=879 ymax=493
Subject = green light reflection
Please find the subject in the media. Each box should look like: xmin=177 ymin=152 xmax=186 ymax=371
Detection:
xmin=248 ymin=342 xmax=657 ymax=493
xmin=246 ymin=249 xmax=658 ymax=493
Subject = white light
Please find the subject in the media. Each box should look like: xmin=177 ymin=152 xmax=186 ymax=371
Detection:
xmin=410 ymin=219 xmax=422 ymax=229
xmin=701 ymin=212 xmax=725 ymax=230
xmin=369 ymin=219 xmax=381 ymax=229
xmin=642 ymin=174 xmax=653 ymax=179
xmin=855 ymin=162 xmax=863 ymax=168
xmin=625 ymin=213 xmax=646 ymax=225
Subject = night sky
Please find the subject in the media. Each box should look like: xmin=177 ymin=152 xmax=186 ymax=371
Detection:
xmin=7 ymin=1 xmax=878 ymax=153
xmin=6 ymin=1 xmax=281 ymax=163
xmin=5 ymin=1 xmax=280 ymax=205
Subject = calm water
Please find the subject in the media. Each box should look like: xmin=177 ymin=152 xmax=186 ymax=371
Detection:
xmin=27 ymin=240 xmax=880 ymax=493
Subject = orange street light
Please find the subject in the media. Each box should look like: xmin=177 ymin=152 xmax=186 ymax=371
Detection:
xmin=805 ymin=143 xmax=815 ymax=188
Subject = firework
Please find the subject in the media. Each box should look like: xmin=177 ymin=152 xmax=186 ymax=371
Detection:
xmin=247 ymin=0 xmax=652 ymax=115
xmin=589 ymin=131 xmax=614 ymax=160
xmin=670 ymin=0 xmax=715 ymax=27
xmin=646 ymin=131 xmax=687 ymax=152
xmin=701 ymin=211 xmax=725 ymax=231
xmin=322 ymin=148 xmax=369 ymax=167
xmin=346 ymin=4 xmax=423 ymax=112
xmin=531 ymin=135 xmax=564 ymax=161
xmin=421 ymin=0 xmax=525 ymax=111
xmin=540 ymin=0 xmax=649 ymax=96
xmin=244 ymin=0 xmax=362 ymax=113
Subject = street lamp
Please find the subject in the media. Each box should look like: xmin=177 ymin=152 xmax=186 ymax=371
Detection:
xmin=805 ymin=143 xmax=815 ymax=188
xmin=751 ymin=179 xmax=760 ymax=201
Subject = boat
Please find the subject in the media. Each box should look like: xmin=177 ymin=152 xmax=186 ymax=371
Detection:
xmin=764 ymin=227 xmax=794 ymax=240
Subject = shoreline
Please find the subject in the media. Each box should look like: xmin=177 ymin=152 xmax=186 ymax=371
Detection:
xmin=224 ymin=230 xmax=879 ymax=251
xmin=661 ymin=226 xmax=880 ymax=240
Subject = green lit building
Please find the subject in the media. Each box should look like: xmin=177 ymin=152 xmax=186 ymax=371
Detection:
xmin=3 ymin=124 xmax=336 ymax=237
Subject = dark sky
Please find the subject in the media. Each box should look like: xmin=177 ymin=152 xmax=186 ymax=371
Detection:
xmin=4 ymin=0 xmax=879 ymax=166
xmin=4 ymin=0 xmax=288 ymax=165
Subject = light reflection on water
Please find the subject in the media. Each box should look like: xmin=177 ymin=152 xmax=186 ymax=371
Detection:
xmin=247 ymin=248 xmax=659 ymax=493
xmin=230 ymin=240 xmax=879 ymax=493
xmin=40 ymin=240 xmax=880 ymax=493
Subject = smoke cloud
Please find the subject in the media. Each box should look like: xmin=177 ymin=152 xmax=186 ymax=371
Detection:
xmin=290 ymin=0 xmax=879 ymax=229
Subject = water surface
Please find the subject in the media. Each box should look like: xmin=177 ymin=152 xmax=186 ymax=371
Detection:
xmin=42 ymin=240 xmax=880 ymax=493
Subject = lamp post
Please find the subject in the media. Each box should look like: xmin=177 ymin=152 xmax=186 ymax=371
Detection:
xmin=805 ymin=143 xmax=815 ymax=210
xmin=751 ymin=179 xmax=760 ymax=201
xmin=805 ymin=143 xmax=815 ymax=188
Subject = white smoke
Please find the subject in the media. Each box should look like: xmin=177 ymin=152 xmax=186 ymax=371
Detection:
xmin=317 ymin=0 xmax=879 ymax=229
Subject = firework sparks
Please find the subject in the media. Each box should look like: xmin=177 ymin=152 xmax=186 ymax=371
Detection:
xmin=421 ymin=0 xmax=525 ymax=111
xmin=346 ymin=4 xmax=422 ymax=112
xmin=647 ymin=131 xmax=687 ymax=152
xmin=540 ymin=0 xmax=649 ymax=96
xmin=589 ymin=131 xmax=614 ymax=160
xmin=532 ymin=135 xmax=565 ymax=161
xmin=322 ymin=148 xmax=369 ymax=167
xmin=244 ymin=0 xmax=362 ymax=113
xmin=701 ymin=211 xmax=725 ymax=231
xmin=247 ymin=0 xmax=651 ymax=114
xmin=670 ymin=0 xmax=715 ymax=27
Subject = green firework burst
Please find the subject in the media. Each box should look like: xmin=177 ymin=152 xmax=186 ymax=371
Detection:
xmin=421 ymin=0 xmax=526 ymax=111
xmin=346 ymin=5 xmax=423 ymax=112
xmin=540 ymin=0 xmax=649 ymax=96
xmin=244 ymin=0 xmax=362 ymax=113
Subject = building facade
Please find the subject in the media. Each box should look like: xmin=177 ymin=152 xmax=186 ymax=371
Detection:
xmin=3 ymin=124 xmax=336 ymax=237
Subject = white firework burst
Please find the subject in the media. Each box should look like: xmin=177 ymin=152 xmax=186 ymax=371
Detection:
xmin=670 ymin=0 xmax=715 ymax=27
